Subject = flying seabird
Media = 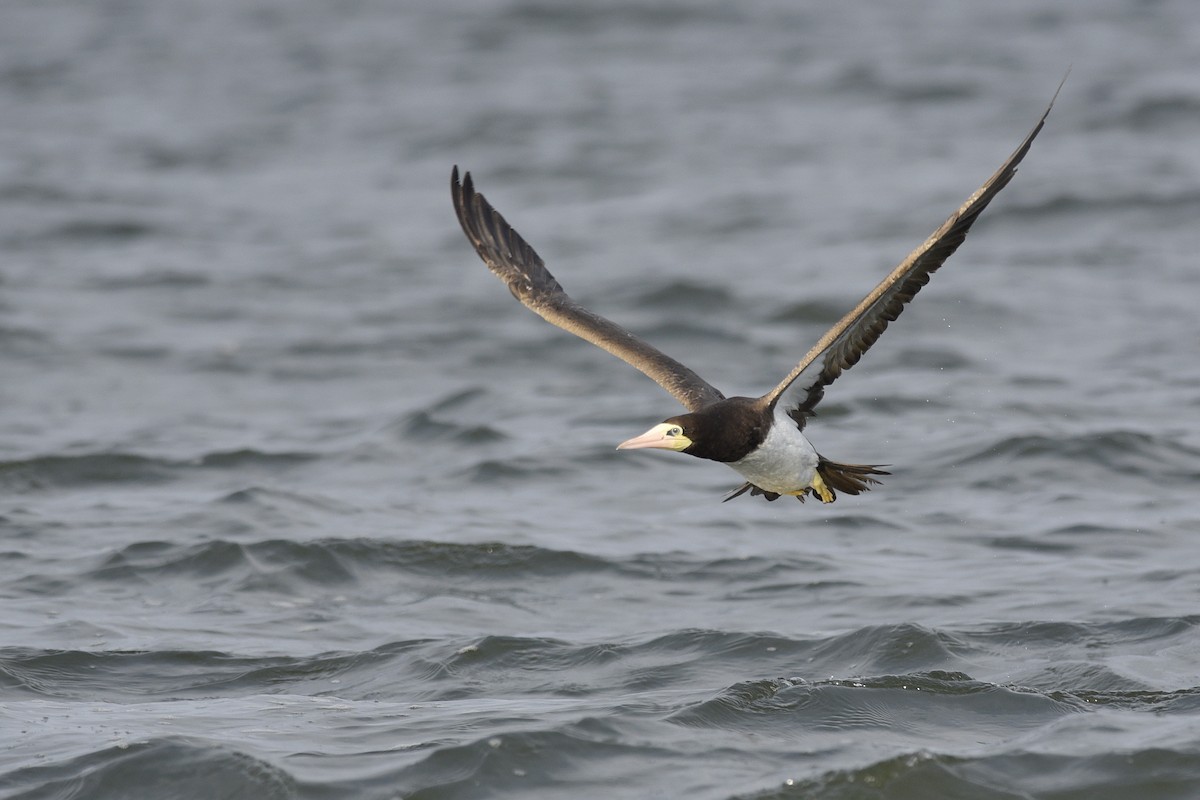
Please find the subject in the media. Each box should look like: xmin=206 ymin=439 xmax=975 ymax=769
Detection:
xmin=451 ymin=84 xmax=1061 ymax=504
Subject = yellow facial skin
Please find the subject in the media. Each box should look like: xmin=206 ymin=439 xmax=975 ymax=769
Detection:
xmin=616 ymin=423 xmax=692 ymax=452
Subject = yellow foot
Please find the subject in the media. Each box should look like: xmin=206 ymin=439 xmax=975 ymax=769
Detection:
xmin=810 ymin=472 xmax=836 ymax=504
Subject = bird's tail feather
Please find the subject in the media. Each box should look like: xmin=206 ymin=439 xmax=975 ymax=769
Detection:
xmin=814 ymin=457 xmax=889 ymax=502
xmin=723 ymin=459 xmax=889 ymax=504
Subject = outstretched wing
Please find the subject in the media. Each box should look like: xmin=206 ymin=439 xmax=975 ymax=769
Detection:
xmin=761 ymin=77 xmax=1065 ymax=418
xmin=452 ymin=167 xmax=726 ymax=412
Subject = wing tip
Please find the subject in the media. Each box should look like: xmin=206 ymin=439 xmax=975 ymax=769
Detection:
xmin=451 ymin=164 xmax=475 ymax=207
xmin=1050 ymin=67 xmax=1070 ymax=110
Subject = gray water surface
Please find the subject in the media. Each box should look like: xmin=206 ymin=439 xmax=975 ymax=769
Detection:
xmin=3 ymin=1 xmax=1200 ymax=798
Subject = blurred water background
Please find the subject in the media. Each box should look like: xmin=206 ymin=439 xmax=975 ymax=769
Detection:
xmin=3 ymin=1 xmax=1200 ymax=798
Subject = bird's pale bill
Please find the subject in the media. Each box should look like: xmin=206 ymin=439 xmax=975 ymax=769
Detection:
xmin=616 ymin=423 xmax=692 ymax=452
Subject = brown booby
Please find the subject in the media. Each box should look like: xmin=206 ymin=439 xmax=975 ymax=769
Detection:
xmin=451 ymin=84 xmax=1061 ymax=504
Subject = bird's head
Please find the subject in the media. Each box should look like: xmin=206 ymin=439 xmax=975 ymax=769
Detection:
xmin=616 ymin=415 xmax=696 ymax=455
xmin=615 ymin=399 xmax=765 ymax=464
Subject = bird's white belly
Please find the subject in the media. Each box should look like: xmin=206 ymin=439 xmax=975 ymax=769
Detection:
xmin=729 ymin=414 xmax=819 ymax=495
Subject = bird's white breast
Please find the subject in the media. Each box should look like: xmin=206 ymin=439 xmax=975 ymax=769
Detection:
xmin=729 ymin=408 xmax=819 ymax=495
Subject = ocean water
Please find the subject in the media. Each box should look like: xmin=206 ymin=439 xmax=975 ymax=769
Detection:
xmin=3 ymin=0 xmax=1200 ymax=798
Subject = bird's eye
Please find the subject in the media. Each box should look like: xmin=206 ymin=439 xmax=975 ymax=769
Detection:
xmin=668 ymin=427 xmax=682 ymax=437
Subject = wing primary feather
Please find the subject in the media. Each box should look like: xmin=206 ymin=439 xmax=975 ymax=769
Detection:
xmin=451 ymin=167 xmax=725 ymax=411
xmin=761 ymin=75 xmax=1066 ymax=414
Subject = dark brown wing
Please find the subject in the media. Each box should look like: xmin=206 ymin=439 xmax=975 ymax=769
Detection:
xmin=452 ymin=167 xmax=726 ymax=412
xmin=761 ymin=76 xmax=1065 ymax=416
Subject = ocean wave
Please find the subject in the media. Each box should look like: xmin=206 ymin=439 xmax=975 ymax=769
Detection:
xmin=7 ymin=617 xmax=1200 ymax=798
xmin=948 ymin=429 xmax=1200 ymax=487
xmin=85 ymin=538 xmax=620 ymax=589
xmin=993 ymin=188 xmax=1200 ymax=219
xmin=383 ymin=724 xmax=659 ymax=800
xmin=0 ymin=324 xmax=55 ymax=357
xmin=637 ymin=319 xmax=751 ymax=346
xmin=766 ymin=298 xmax=851 ymax=326
xmin=0 ymin=738 xmax=297 ymax=800
xmin=0 ymin=449 xmax=319 ymax=492
xmin=83 ymin=269 xmax=212 ymax=290
xmin=0 ymin=453 xmax=176 ymax=491
xmin=673 ymin=671 xmax=1081 ymax=738
xmin=28 ymin=217 xmax=163 ymax=243
xmin=1106 ymin=92 xmax=1200 ymax=131
xmin=456 ymin=457 xmax=577 ymax=484
xmin=628 ymin=279 xmax=736 ymax=312
xmin=738 ymin=744 xmax=1200 ymax=800
xmin=0 ymin=643 xmax=427 ymax=700
xmin=399 ymin=410 xmax=507 ymax=445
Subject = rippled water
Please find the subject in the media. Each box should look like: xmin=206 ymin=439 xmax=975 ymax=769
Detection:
xmin=4 ymin=1 xmax=1200 ymax=798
